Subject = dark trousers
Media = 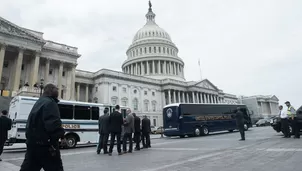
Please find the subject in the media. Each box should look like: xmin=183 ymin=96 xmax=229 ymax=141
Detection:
xmin=109 ymin=132 xmax=121 ymax=154
xmin=123 ymin=133 xmax=133 ymax=152
xmin=134 ymin=132 xmax=141 ymax=149
xmin=281 ymin=118 xmax=290 ymax=137
xmin=142 ymin=132 xmax=150 ymax=148
xmin=0 ymin=137 xmax=6 ymax=156
xmin=292 ymin=117 xmax=300 ymax=138
xmin=238 ymin=126 xmax=245 ymax=140
xmin=20 ymin=144 xmax=63 ymax=171
xmin=97 ymin=133 xmax=109 ymax=153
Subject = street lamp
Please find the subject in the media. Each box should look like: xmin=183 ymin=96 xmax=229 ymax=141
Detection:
xmin=39 ymin=78 xmax=44 ymax=97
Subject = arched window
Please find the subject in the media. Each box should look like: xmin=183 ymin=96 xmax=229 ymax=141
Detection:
xmin=154 ymin=47 xmax=156 ymax=53
xmin=149 ymin=47 xmax=152 ymax=53
xmin=144 ymin=100 xmax=149 ymax=112
xmin=167 ymin=48 xmax=170 ymax=54
xmin=136 ymin=49 xmax=138 ymax=56
xmin=140 ymin=48 xmax=142 ymax=55
xmin=133 ymin=98 xmax=138 ymax=110
xmin=158 ymin=47 xmax=161 ymax=53
xmin=144 ymin=47 xmax=147 ymax=53
xmin=163 ymin=47 xmax=166 ymax=53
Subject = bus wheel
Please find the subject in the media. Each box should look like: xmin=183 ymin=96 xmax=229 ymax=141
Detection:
xmin=244 ymin=124 xmax=249 ymax=131
xmin=194 ymin=128 xmax=201 ymax=136
xmin=65 ymin=135 xmax=77 ymax=148
xmin=201 ymin=126 xmax=209 ymax=135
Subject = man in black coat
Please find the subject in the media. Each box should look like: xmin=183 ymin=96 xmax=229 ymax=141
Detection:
xmin=0 ymin=110 xmax=12 ymax=161
xmin=97 ymin=107 xmax=110 ymax=154
xmin=141 ymin=115 xmax=151 ymax=148
xmin=236 ymin=107 xmax=245 ymax=141
xmin=132 ymin=113 xmax=141 ymax=150
xmin=108 ymin=105 xmax=124 ymax=156
xmin=20 ymin=84 xmax=65 ymax=171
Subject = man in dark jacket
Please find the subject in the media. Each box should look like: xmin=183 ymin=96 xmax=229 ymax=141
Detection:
xmin=20 ymin=83 xmax=65 ymax=171
xmin=0 ymin=110 xmax=12 ymax=161
xmin=132 ymin=113 xmax=141 ymax=150
xmin=236 ymin=107 xmax=245 ymax=141
xmin=141 ymin=115 xmax=151 ymax=148
xmin=108 ymin=105 xmax=124 ymax=156
xmin=97 ymin=107 xmax=110 ymax=154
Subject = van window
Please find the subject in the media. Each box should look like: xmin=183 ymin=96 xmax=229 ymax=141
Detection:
xmin=74 ymin=105 xmax=91 ymax=120
xmin=58 ymin=104 xmax=73 ymax=119
xmin=91 ymin=107 xmax=99 ymax=120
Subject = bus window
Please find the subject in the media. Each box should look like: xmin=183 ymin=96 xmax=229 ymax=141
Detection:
xmin=58 ymin=104 xmax=74 ymax=119
xmin=74 ymin=105 xmax=91 ymax=120
xmin=91 ymin=107 xmax=99 ymax=120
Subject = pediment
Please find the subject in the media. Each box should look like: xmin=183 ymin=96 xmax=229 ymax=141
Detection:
xmin=270 ymin=95 xmax=279 ymax=101
xmin=194 ymin=79 xmax=218 ymax=90
xmin=0 ymin=17 xmax=43 ymax=42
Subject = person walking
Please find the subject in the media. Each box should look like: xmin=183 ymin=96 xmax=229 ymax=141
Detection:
xmin=20 ymin=83 xmax=65 ymax=171
xmin=97 ymin=107 xmax=110 ymax=154
xmin=108 ymin=105 xmax=124 ymax=156
xmin=141 ymin=115 xmax=151 ymax=148
xmin=133 ymin=113 xmax=141 ymax=151
xmin=285 ymin=101 xmax=299 ymax=138
xmin=235 ymin=107 xmax=245 ymax=141
xmin=122 ymin=109 xmax=134 ymax=153
xmin=279 ymin=105 xmax=290 ymax=138
xmin=0 ymin=110 xmax=12 ymax=161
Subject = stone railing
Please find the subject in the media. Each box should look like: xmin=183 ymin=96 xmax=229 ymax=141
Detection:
xmin=44 ymin=41 xmax=79 ymax=55
xmin=75 ymin=70 xmax=94 ymax=78
xmin=13 ymin=87 xmax=42 ymax=97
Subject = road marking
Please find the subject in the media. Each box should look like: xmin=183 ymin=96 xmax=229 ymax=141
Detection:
xmin=151 ymin=147 xmax=221 ymax=151
xmin=140 ymin=151 xmax=224 ymax=171
xmin=263 ymin=148 xmax=302 ymax=152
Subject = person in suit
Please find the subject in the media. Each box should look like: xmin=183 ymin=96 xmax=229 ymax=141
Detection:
xmin=141 ymin=115 xmax=151 ymax=148
xmin=0 ymin=110 xmax=12 ymax=161
xmin=122 ymin=109 xmax=134 ymax=153
xmin=108 ymin=105 xmax=124 ymax=156
xmin=97 ymin=107 xmax=110 ymax=154
xmin=132 ymin=113 xmax=141 ymax=151
xmin=236 ymin=107 xmax=245 ymax=141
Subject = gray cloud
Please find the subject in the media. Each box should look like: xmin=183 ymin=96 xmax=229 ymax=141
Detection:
xmin=1 ymin=0 xmax=301 ymax=108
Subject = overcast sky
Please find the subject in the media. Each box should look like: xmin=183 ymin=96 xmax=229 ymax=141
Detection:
xmin=1 ymin=0 xmax=301 ymax=108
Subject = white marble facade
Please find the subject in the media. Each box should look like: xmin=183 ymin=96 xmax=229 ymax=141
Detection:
xmin=0 ymin=3 xmax=239 ymax=127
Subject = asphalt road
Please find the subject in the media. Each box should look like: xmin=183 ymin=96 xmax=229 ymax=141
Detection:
xmin=1 ymin=127 xmax=302 ymax=171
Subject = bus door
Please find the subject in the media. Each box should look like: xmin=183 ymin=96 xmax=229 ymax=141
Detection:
xmin=163 ymin=106 xmax=180 ymax=131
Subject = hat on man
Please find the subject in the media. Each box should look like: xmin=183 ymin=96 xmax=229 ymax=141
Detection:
xmin=285 ymin=101 xmax=290 ymax=104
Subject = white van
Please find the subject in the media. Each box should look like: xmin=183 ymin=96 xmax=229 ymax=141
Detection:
xmin=7 ymin=96 xmax=129 ymax=148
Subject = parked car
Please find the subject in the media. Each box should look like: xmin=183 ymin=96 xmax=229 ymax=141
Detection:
xmin=155 ymin=126 xmax=164 ymax=134
xmin=151 ymin=126 xmax=158 ymax=134
xmin=256 ymin=118 xmax=271 ymax=127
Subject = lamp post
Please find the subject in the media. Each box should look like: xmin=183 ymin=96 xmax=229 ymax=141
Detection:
xmin=39 ymin=78 xmax=44 ymax=97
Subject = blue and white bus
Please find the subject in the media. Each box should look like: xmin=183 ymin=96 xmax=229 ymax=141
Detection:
xmin=163 ymin=103 xmax=252 ymax=138
xmin=7 ymin=96 xmax=129 ymax=148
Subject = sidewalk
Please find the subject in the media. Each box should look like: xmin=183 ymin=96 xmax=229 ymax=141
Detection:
xmin=0 ymin=161 xmax=20 ymax=171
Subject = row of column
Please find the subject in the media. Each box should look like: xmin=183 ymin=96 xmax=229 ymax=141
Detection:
xmin=164 ymin=90 xmax=224 ymax=105
xmin=76 ymin=83 xmax=90 ymax=102
xmin=123 ymin=60 xmax=184 ymax=77
xmin=0 ymin=44 xmax=76 ymax=100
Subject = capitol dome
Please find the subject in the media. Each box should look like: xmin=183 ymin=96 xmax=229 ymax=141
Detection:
xmin=122 ymin=1 xmax=185 ymax=81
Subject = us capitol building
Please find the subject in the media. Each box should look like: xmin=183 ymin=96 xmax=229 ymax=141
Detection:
xmin=0 ymin=2 xmax=238 ymax=126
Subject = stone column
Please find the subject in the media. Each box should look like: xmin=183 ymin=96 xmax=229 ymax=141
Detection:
xmin=142 ymin=62 xmax=145 ymax=75
xmin=197 ymin=92 xmax=200 ymax=103
xmin=162 ymin=91 xmax=166 ymax=106
xmin=174 ymin=62 xmax=176 ymax=75
xmin=200 ymin=93 xmax=204 ymax=103
xmin=169 ymin=62 xmax=172 ymax=75
xmin=77 ymin=83 xmax=80 ymax=101
xmin=58 ymin=62 xmax=63 ymax=99
xmin=163 ymin=61 xmax=166 ymax=74
xmin=0 ymin=44 xmax=6 ymax=84
xmin=173 ymin=90 xmax=176 ymax=103
xmin=178 ymin=91 xmax=181 ymax=103
xmin=205 ymin=94 xmax=208 ymax=103
xmin=146 ymin=61 xmax=149 ymax=75
xmin=85 ymin=84 xmax=89 ymax=102
xmin=158 ymin=60 xmax=161 ymax=74
xmin=186 ymin=93 xmax=189 ymax=103
xmin=29 ymin=51 xmax=40 ymax=86
xmin=70 ymin=64 xmax=76 ymax=100
xmin=192 ymin=92 xmax=195 ymax=103
xmin=168 ymin=90 xmax=171 ymax=104
xmin=182 ymin=92 xmax=185 ymax=103
xmin=151 ymin=60 xmax=154 ymax=74
xmin=13 ymin=47 xmax=24 ymax=91
xmin=211 ymin=95 xmax=215 ymax=104
xmin=44 ymin=59 xmax=50 ymax=83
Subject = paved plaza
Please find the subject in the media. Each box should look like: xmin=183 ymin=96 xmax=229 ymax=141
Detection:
xmin=1 ymin=127 xmax=302 ymax=171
